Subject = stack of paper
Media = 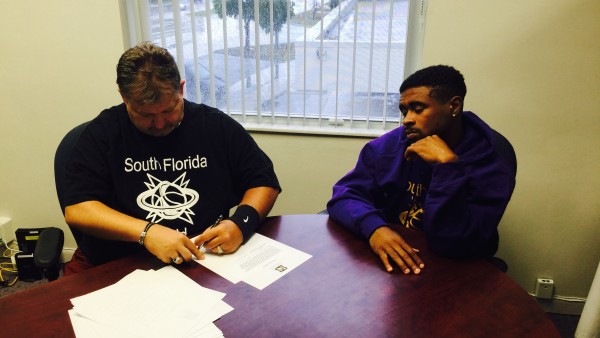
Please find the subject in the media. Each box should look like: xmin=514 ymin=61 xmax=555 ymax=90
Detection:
xmin=68 ymin=266 xmax=233 ymax=338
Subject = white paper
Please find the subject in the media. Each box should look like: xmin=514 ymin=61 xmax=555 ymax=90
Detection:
xmin=194 ymin=233 xmax=312 ymax=290
xmin=69 ymin=266 xmax=232 ymax=338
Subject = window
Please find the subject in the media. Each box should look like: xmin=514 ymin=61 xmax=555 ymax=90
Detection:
xmin=121 ymin=0 xmax=426 ymax=136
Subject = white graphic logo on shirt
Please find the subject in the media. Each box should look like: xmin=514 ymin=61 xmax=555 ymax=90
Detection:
xmin=136 ymin=172 xmax=199 ymax=224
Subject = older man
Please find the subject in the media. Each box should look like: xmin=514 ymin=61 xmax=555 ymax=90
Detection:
xmin=62 ymin=42 xmax=280 ymax=274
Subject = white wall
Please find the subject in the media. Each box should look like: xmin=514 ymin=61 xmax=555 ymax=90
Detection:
xmin=419 ymin=0 xmax=600 ymax=313
xmin=0 ymin=1 xmax=125 ymax=250
xmin=1 ymin=0 xmax=598 ymax=314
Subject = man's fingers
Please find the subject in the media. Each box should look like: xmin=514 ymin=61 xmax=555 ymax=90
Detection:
xmin=406 ymin=246 xmax=425 ymax=269
xmin=387 ymin=250 xmax=412 ymax=274
xmin=195 ymin=227 xmax=217 ymax=244
xmin=185 ymin=240 xmax=204 ymax=260
xmin=400 ymin=247 xmax=423 ymax=273
xmin=404 ymin=147 xmax=417 ymax=161
xmin=378 ymin=252 xmax=394 ymax=273
xmin=394 ymin=236 xmax=423 ymax=271
xmin=369 ymin=226 xmax=425 ymax=274
xmin=387 ymin=241 xmax=423 ymax=274
xmin=194 ymin=228 xmax=220 ymax=251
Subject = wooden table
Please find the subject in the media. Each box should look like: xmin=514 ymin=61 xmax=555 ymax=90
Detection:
xmin=0 ymin=215 xmax=559 ymax=337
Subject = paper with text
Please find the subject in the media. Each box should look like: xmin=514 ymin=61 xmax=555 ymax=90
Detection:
xmin=194 ymin=233 xmax=312 ymax=290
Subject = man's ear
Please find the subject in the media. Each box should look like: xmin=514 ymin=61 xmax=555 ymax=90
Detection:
xmin=118 ymin=89 xmax=127 ymax=103
xmin=448 ymin=96 xmax=463 ymax=114
xmin=179 ymin=80 xmax=185 ymax=95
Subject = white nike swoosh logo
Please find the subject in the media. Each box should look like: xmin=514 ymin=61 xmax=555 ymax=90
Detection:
xmin=243 ymin=216 xmax=249 ymax=223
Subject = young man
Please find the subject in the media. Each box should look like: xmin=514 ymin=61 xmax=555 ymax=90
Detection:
xmin=62 ymin=42 xmax=281 ymax=274
xmin=327 ymin=65 xmax=515 ymax=274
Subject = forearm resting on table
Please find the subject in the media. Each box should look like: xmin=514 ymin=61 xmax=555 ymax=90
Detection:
xmin=64 ymin=200 xmax=147 ymax=242
xmin=64 ymin=187 xmax=278 ymax=242
xmin=238 ymin=186 xmax=280 ymax=219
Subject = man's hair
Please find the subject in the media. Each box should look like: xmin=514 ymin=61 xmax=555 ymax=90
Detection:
xmin=399 ymin=65 xmax=467 ymax=103
xmin=116 ymin=42 xmax=181 ymax=104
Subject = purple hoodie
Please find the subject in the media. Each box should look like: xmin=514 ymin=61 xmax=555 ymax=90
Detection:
xmin=327 ymin=111 xmax=516 ymax=258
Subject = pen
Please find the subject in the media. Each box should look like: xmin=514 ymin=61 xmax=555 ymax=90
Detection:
xmin=198 ymin=214 xmax=223 ymax=251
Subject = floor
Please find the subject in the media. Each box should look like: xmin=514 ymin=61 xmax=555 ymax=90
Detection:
xmin=0 ymin=247 xmax=56 ymax=298
xmin=0 ymin=240 xmax=61 ymax=298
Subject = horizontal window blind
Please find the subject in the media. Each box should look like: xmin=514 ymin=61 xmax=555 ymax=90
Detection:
xmin=122 ymin=0 xmax=426 ymax=136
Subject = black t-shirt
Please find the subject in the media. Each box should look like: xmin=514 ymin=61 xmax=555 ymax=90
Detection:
xmin=64 ymin=100 xmax=281 ymax=265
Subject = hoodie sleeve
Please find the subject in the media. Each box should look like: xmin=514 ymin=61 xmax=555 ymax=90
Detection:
xmin=423 ymin=159 xmax=515 ymax=258
xmin=327 ymin=143 xmax=388 ymax=239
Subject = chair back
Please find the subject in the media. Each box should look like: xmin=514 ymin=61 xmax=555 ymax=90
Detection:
xmin=34 ymin=227 xmax=64 ymax=281
xmin=491 ymin=128 xmax=517 ymax=176
xmin=54 ymin=121 xmax=90 ymax=248
xmin=488 ymin=128 xmax=516 ymax=273
xmin=54 ymin=121 xmax=90 ymax=213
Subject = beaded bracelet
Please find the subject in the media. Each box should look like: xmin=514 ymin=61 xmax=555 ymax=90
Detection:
xmin=138 ymin=221 xmax=155 ymax=246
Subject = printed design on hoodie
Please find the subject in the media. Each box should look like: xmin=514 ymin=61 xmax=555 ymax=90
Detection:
xmin=399 ymin=181 xmax=426 ymax=229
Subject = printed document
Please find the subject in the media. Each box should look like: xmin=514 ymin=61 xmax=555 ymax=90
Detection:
xmin=194 ymin=233 xmax=312 ymax=290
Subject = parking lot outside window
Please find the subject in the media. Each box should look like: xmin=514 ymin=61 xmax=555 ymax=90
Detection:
xmin=121 ymin=0 xmax=427 ymax=136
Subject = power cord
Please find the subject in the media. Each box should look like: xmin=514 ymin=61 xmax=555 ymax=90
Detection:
xmin=3 ymin=240 xmax=20 ymax=255
xmin=1 ymin=262 xmax=18 ymax=287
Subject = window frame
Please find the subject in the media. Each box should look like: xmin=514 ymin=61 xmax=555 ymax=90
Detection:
xmin=119 ymin=0 xmax=427 ymax=137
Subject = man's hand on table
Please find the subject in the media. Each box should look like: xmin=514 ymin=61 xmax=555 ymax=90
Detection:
xmin=193 ymin=220 xmax=244 ymax=255
xmin=369 ymin=226 xmax=425 ymax=274
xmin=144 ymin=224 xmax=204 ymax=263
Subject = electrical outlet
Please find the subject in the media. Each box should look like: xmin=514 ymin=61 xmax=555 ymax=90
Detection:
xmin=535 ymin=278 xmax=554 ymax=299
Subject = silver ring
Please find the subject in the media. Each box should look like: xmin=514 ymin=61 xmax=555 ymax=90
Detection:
xmin=172 ymin=256 xmax=181 ymax=264
xmin=217 ymin=245 xmax=224 ymax=254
